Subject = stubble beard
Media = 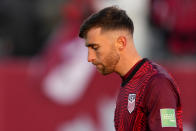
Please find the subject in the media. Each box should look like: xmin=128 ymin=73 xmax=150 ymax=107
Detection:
xmin=96 ymin=50 xmax=120 ymax=75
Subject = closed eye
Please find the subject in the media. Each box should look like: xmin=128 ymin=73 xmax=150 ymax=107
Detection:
xmin=86 ymin=43 xmax=100 ymax=51
xmin=91 ymin=45 xmax=99 ymax=50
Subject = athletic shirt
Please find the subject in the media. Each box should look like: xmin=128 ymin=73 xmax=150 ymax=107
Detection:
xmin=114 ymin=58 xmax=183 ymax=131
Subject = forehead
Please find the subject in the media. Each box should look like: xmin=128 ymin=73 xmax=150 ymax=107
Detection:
xmin=86 ymin=27 xmax=102 ymax=40
xmin=86 ymin=27 xmax=111 ymax=45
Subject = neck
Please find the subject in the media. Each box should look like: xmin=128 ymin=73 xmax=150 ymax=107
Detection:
xmin=115 ymin=52 xmax=142 ymax=77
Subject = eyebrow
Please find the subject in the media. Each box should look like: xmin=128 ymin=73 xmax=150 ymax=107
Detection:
xmin=85 ymin=43 xmax=99 ymax=47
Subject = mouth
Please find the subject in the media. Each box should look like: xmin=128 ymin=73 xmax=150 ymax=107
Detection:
xmin=92 ymin=62 xmax=98 ymax=66
xmin=93 ymin=63 xmax=102 ymax=69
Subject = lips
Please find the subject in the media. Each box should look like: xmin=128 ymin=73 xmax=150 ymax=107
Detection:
xmin=96 ymin=64 xmax=102 ymax=68
xmin=92 ymin=62 xmax=99 ymax=66
xmin=93 ymin=63 xmax=103 ymax=70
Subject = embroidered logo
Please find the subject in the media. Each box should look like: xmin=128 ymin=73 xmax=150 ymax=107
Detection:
xmin=127 ymin=94 xmax=136 ymax=113
xmin=160 ymin=109 xmax=177 ymax=127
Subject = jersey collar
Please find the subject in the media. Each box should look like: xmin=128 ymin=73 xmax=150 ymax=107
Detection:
xmin=121 ymin=58 xmax=148 ymax=87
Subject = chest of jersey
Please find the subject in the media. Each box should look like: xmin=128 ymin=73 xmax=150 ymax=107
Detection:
xmin=114 ymin=62 xmax=157 ymax=131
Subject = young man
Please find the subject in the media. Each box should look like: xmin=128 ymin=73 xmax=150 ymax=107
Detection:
xmin=79 ymin=6 xmax=183 ymax=131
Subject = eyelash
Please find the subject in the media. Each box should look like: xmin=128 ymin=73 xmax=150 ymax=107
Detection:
xmin=92 ymin=46 xmax=99 ymax=50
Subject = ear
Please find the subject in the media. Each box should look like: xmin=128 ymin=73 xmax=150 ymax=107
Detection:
xmin=116 ymin=36 xmax=127 ymax=51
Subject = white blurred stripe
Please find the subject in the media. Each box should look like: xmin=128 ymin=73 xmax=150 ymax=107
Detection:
xmin=43 ymin=38 xmax=95 ymax=105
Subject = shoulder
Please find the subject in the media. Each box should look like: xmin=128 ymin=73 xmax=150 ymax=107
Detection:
xmin=144 ymin=73 xmax=180 ymax=109
xmin=147 ymin=73 xmax=177 ymax=96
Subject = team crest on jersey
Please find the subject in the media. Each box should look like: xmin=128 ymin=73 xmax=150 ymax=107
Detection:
xmin=127 ymin=94 xmax=136 ymax=113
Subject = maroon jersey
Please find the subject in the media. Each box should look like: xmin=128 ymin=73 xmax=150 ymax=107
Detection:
xmin=114 ymin=58 xmax=183 ymax=131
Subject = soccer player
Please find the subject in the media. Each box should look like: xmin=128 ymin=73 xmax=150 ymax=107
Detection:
xmin=79 ymin=6 xmax=183 ymax=131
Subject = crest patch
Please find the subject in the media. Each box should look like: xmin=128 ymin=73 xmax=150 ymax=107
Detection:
xmin=127 ymin=94 xmax=136 ymax=113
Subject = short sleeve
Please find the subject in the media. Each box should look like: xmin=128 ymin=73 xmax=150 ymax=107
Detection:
xmin=145 ymin=74 xmax=180 ymax=131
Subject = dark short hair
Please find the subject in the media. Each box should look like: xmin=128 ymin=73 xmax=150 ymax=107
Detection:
xmin=79 ymin=6 xmax=134 ymax=38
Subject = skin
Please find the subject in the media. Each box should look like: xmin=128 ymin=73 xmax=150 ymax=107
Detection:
xmin=85 ymin=27 xmax=142 ymax=77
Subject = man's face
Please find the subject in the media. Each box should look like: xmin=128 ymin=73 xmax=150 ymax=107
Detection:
xmin=85 ymin=28 xmax=120 ymax=75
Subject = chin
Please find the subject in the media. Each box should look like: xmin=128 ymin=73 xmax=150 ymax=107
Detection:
xmin=99 ymin=70 xmax=113 ymax=76
xmin=101 ymin=72 xmax=110 ymax=76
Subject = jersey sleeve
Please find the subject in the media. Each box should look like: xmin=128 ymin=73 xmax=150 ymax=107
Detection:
xmin=144 ymin=74 xmax=181 ymax=131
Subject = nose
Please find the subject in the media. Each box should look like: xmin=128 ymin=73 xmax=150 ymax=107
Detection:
xmin=88 ymin=49 xmax=95 ymax=63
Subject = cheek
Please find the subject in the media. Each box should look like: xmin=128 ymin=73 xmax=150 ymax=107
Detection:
xmin=95 ymin=47 xmax=110 ymax=63
xmin=95 ymin=50 xmax=102 ymax=60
